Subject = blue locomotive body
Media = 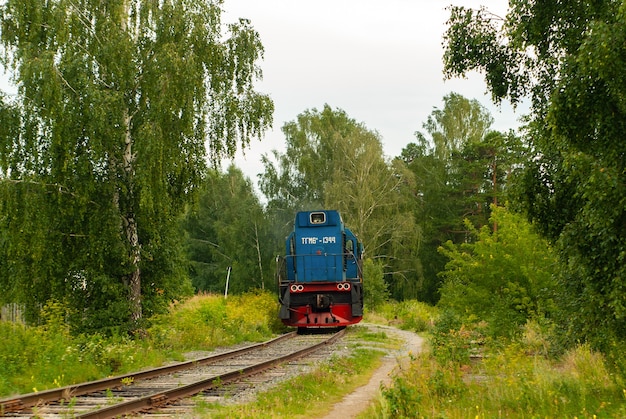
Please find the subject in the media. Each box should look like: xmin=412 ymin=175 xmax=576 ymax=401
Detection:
xmin=278 ymin=210 xmax=364 ymax=328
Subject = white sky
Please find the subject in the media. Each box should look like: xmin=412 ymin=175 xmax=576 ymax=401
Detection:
xmin=222 ymin=0 xmax=526 ymax=184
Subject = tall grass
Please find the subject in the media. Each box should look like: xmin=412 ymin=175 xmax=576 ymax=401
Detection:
xmin=372 ymin=343 xmax=626 ymax=418
xmin=0 ymin=302 xmax=155 ymax=395
xmin=366 ymin=304 xmax=626 ymax=418
xmin=0 ymin=292 xmax=283 ymax=396
xmin=148 ymin=292 xmax=285 ymax=351
xmin=367 ymin=300 xmax=436 ymax=332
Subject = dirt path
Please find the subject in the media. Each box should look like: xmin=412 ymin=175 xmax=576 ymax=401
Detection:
xmin=322 ymin=323 xmax=424 ymax=419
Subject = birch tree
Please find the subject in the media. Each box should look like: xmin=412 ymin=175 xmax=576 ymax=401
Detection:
xmin=0 ymin=0 xmax=273 ymax=331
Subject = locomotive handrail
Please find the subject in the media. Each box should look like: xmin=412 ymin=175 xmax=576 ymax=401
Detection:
xmin=282 ymin=251 xmax=354 ymax=258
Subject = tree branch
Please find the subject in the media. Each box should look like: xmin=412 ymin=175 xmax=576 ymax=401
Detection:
xmin=0 ymin=178 xmax=99 ymax=206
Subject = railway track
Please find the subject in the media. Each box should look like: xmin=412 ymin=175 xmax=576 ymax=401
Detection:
xmin=0 ymin=329 xmax=346 ymax=418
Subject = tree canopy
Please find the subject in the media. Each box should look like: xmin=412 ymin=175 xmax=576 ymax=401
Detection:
xmin=443 ymin=1 xmax=626 ymax=348
xmin=183 ymin=165 xmax=273 ymax=295
xmin=400 ymin=93 xmax=524 ymax=302
xmin=0 ymin=0 xmax=273 ymax=332
xmin=260 ymin=104 xmax=422 ymax=299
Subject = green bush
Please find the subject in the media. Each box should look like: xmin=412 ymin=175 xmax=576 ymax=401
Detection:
xmin=371 ymin=300 xmax=437 ymax=333
xmin=430 ymin=309 xmax=486 ymax=365
xmin=438 ymin=207 xmax=559 ymax=340
xmin=363 ymin=258 xmax=389 ymax=311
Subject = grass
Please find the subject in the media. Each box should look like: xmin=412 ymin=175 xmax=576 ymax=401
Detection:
xmin=363 ymin=343 xmax=626 ymax=418
xmin=360 ymin=304 xmax=626 ymax=419
xmin=366 ymin=300 xmax=437 ymax=332
xmin=148 ymin=292 xmax=286 ymax=352
xmin=0 ymin=292 xmax=283 ymax=397
xmin=0 ymin=307 xmax=157 ymax=395
xmin=195 ymin=348 xmax=384 ymax=418
xmin=1 ymin=294 xmax=394 ymax=417
xmin=8 ymin=296 xmax=622 ymax=418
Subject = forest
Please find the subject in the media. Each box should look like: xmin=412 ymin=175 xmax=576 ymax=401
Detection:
xmin=1 ymin=0 xmax=625 ymax=377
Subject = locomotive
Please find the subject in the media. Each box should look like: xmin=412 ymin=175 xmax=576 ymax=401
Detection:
xmin=277 ymin=210 xmax=364 ymax=329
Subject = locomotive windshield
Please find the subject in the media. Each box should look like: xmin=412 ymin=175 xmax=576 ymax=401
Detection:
xmin=310 ymin=212 xmax=326 ymax=224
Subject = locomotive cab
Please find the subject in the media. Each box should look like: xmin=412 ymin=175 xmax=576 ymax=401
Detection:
xmin=277 ymin=210 xmax=364 ymax=328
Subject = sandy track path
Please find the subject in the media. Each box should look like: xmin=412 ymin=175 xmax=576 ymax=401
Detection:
xmin=323 ymin=324 xmax=424 ymax=419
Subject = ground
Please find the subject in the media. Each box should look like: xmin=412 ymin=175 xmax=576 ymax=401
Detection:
xmin=323 ymin=323 xmax=424 ymax=419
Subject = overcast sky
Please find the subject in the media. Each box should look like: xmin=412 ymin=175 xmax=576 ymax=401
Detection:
xmin=222 ymin=0 xmax=525 ymax=183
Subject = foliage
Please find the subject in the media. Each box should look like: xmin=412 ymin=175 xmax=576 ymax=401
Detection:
xmin=443 ymin=0 xmax=626 ymax=350
xmin=0 ymin=0 xmax=273 ymax=331
xmin=370 ymin=304 xmax=626 ymax=418
xmin=429 ymin=309 xmax=484 ymax=366
xmin=183 ymin=166 xmax=275 ymax=294
xmin=0 ymin=301 xmax=165 ymax=396
xmin=260 ymin=104 xmax=422 ymax=299
xmin=368 ymin=299 xmax=437 ymax=334
xmin=423 ymin=92 xmax=494 ymax=161
xmin=407 ymin=93 xmax=504 ymax=232
xmin=437 ymin=206 xmax=559 ymax=339
xmin=374 ymin=341 xmax=626 ymax=419
xmin=401 ymin=93 xmax=526 ymax=303
xmin=148 ymin=292 xmax=284 ymax=351
xmin=0 ymin=292 xmax=282 ymax=396
xmin=362 ymin=258 xmax=389 ymax=311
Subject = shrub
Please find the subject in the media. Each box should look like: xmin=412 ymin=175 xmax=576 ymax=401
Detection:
xmin=437 ymin=207 xmax=559 ymax=341
xmin=375 ymin=338 xmax=626 ymax=418
xmin=363 ymin=258 xmax=389 ymax=311
xmin=379 ymin=349 xmax=467 ymax=418
xmin=430 ymin=310 xmax=485 ymax=365
xmin=370 ymin=300 xmax=437 ymax=333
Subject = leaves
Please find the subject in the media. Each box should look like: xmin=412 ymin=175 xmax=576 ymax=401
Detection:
xmin=443 ymin=6 xmax=528 ymax=104
xmin=443 ymin=0 xmax=626 ymax=348
xmin=0 ymin=0 xmax=273 ymax=331
xmin=438 ymin=207 xmax=558 ymax=338
xmin=183 ymin=166 xmax=272 ymax=294
xmin=402 ymin=93 xmax=526 ymax=303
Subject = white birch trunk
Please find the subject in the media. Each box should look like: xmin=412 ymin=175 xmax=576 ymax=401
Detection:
xmin=123 ymin=107 xmax=142 ymax=325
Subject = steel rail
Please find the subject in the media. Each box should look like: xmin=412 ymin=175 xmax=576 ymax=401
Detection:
xmin=0 ymin=331 xmax=297 ymax=414
xmin=77 ymin=328 xmax=346 ymax=419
